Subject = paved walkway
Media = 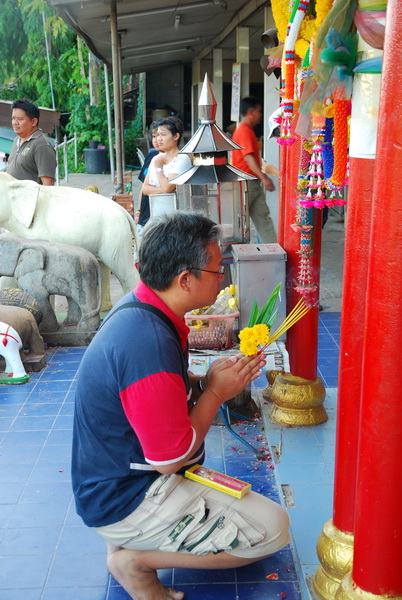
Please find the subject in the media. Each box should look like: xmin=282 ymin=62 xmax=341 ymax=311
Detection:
xmin=59 ymin=171 xmax=142 ymax=199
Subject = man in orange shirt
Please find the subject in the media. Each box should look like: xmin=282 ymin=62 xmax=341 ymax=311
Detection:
xmin=231 ymin=97 xmax=276 ymax=243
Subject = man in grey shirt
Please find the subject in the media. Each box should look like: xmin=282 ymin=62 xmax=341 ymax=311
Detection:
xmin=6 ymin=98 xmax=56 ymax=186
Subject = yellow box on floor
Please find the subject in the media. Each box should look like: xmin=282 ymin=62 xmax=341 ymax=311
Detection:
xmin=185 ymin=464 xmax=251 ymax=499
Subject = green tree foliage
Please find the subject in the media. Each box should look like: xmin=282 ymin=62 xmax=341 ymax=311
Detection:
xmin=124 ymin=76 xmax=143 ymax=167
xmin=0 ymin=1 xmax=27 ymax=87
xmin=0 ymin=0 xmax=110 ymax=170
xmin=64 ymin=41 xmax=110 ymax=152
xmin=0 ymin=0 xmax=75 ymax=107
xmin=0 ymin=0 xmax=142 ymax=172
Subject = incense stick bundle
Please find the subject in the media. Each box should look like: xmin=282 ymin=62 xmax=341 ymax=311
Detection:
xmin=260 ymin=298 xmax=311 ymax=352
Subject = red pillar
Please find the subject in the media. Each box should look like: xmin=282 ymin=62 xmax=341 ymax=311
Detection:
xmin=279 ymin=136 xmax=321 ymax=381
xmin=332 ymin=158 xmax=374 ymax=535
xmin=352 ymin=0 xmax=402 ymax=593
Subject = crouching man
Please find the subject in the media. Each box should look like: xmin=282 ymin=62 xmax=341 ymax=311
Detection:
xmin=72 ymin=211 xmax=290 ymax=600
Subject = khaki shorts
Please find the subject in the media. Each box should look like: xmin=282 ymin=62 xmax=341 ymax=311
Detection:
xmin=94 ymin=474 xmax=290 ymax=559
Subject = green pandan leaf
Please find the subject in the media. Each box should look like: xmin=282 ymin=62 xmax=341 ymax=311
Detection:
xmin=247 ymin=298 xmax=260 ymax=327
xmin=255 ymin=283 xmax=282 ymax=327
xmin=267 ymin=307 xmax=279 ymax=329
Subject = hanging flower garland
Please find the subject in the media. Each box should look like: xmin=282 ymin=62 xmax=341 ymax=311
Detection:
xmin=326 ymin=95 xmax=349 ymax=190
xmin=298 ymin=48 xmax=327 ymax=209
xmin=271 ymin=0 xmax=291 ymax=42
xmin=278 ymin=0 xmax=311 ymax=146
xmin=275 ymin=0 xmax=336 ymax=145
xmin=321 ymin=108 xmax=346 ymax=206
xmin=292 ymin=140 xmax=317 ymax=304
xmin=271 ymin=0 xmax=335 ymax=59
xmin=292 ymin=48 xmax=320 ymax=303
xmin=293 ymin=206 xmax=317 ymax=304
xmin=299 ymin=0 xmax=334 ymax=44
xmin=321 ymin=109 xmax=334 ymax=179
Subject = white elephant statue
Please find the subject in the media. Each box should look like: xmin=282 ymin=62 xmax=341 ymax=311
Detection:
xmin=0 ymin=232 xmax=102 ymax=333
xmin=0 ymin=321 xmax=29 ymax=384
xmin=0 ymin=173 xmax=140 ymax=310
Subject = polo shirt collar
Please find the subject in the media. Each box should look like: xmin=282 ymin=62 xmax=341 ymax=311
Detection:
xmin=17 ymin=128 xmax=42 ymax=148
xmin=134 ymin=281 xmax=189 ymax=349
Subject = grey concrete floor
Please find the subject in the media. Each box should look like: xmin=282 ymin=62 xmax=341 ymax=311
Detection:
xmin=319 ymin=209 xmax=345 ymax=312
xmin=60 ymin=173 xmax=344 ymax=312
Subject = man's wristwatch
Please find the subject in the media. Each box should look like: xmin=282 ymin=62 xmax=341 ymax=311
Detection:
xmin=197 ymin=377 xmax=206 ymax=393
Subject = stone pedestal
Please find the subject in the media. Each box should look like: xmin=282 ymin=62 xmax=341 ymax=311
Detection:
xmin=41 ymin=325 xmax=97 ymax=347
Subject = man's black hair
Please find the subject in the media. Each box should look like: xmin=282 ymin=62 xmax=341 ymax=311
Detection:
xmin=240 ymin=96 xmax=262 ymax=117
xmin=139 ymin=211 xmax=221 ymax=290
xmin=11 ymin=99 xmax=40 ymax=123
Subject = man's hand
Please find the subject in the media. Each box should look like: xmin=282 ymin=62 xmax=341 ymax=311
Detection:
xmin=261 ymin=159 xmax=279 ymax=179
xmin=261 ymin=173 xmax=275 ymax=192
xmin=205 ymin=353 xmax=266 ymax=404
xmin=159 ymin=354 xmax=266 ymax=475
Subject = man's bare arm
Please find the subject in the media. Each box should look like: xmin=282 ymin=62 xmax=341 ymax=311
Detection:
xmin=243 ymin=153 xmax=275 ymax=191
xmin=40 ymin=176 xmax=55 ymax=186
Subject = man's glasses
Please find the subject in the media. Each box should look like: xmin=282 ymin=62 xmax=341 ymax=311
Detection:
xmin=192 ymin=266 xmax=225 ymax=277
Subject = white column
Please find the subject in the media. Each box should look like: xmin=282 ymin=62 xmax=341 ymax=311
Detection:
xmin=236 ymin=27 xmax=249 ymax=99
xmin=263 ymin=6 xmax=280 ymax=235
xmin=192 ymin=58 xmax=202 ymax=133
xmin=213 ymin=48 xmax=223 ymax=129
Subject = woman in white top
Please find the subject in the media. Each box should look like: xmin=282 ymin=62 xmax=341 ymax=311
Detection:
xmin=141 ymin=116 xmax=191 ymax=198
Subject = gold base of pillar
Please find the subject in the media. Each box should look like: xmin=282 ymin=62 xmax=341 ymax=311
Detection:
xmin=336 ymin=572 xmax=402 ymax=600
xmin=313 ymin=519 xmax=354 ymax=600
xmin=269 ymin=371 xmax=328 ymax=426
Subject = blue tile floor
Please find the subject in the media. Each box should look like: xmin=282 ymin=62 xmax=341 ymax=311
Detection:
xmin=0 ymin=312 xmax=340 ymax=600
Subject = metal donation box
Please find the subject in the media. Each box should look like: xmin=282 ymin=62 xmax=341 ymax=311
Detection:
xmin=231 ymin=243 xmax=287 ymax=332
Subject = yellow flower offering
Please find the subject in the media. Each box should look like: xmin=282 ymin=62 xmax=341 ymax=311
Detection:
xmin=238 ymin=283 xmax=311 ymax=356
xmin=239 ymin=324 xmax=270 ymax=356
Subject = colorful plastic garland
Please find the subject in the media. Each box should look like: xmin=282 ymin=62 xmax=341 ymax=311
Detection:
xmin=271 ymin=0 xmax=335 ymax=58
xmin=278 ymin=0 xmax=311 ymax=145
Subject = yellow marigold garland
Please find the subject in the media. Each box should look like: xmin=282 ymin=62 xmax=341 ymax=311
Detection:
xmin=300 ymin=0 xmax=334 ymax=41
xmin=271 ymin=0 xmax=335 ymax=59
xmin=271 ymin=0 xmax=291 ymax=42
xmin=295 ymin=38 xmax=310 ymax=59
